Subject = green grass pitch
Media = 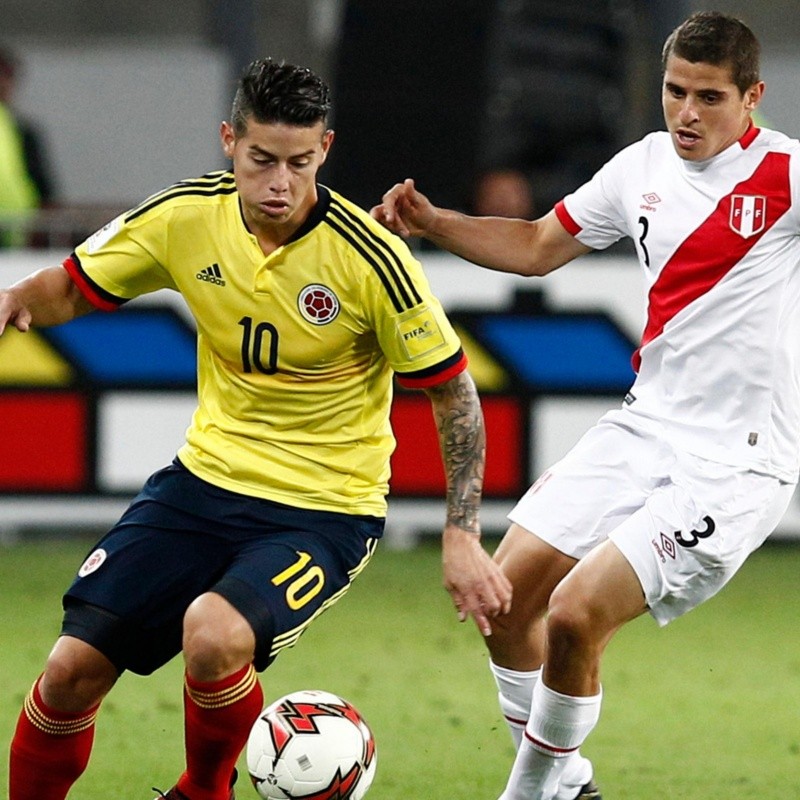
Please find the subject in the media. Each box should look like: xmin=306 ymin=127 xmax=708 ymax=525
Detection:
xmin=0 ymin=535 xmax=798 ymax=798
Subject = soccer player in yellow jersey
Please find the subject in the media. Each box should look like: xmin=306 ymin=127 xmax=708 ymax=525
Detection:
xmin=0 ymin=59 xmax=512 ymax=800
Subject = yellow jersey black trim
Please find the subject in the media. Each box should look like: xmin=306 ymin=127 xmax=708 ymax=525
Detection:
xmin=67 ymin=177 xmax=464 ymax=516
xmin=125 ymin=171 xmax=237 ymax=223
xmin=284 ymin=184 xmax=333 ymax=243
xmin=328 ymin=196 xmax=422 ymax=308
xmin=327 ymin=195 xmax=423 ymax=310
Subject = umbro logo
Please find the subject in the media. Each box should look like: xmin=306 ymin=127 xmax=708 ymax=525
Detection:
xmin=196 ymin=263 xmax=226 ymax=286
xmin=639 ymin=192 xmax=661 ymax=212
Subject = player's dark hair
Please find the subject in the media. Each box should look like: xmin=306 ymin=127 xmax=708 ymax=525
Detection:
xmin=230 ymin=58 xmax=331 ymax=136
xmin=662 ymin=11 xmax=760 ymax=94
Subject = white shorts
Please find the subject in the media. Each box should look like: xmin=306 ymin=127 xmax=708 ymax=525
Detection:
xmin=508 ymin=411 xmax=795 ymax=625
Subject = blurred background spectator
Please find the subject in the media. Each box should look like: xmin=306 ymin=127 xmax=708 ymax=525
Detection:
xmin=0 ymin=45 xmax=57 ymax=247
xmin=0 ymin=46 xmax=56 ymax=207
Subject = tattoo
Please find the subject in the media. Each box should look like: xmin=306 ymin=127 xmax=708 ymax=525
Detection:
xmin=425 ymin=371 xmax=485 ymax=533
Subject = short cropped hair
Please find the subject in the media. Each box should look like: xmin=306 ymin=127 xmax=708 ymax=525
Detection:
xmin=662 ymin=11 xmax=760 ymax=94
xmin=230 ymin=58 xmax=331 ymax=137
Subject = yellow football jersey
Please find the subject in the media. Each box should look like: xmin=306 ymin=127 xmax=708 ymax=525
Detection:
xmin=66 ymin=172 xmax=465 ymax=515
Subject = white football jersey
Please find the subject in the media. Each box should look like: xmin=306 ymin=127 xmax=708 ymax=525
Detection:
xmin=555 ymin=125 xmax=800 ymax=481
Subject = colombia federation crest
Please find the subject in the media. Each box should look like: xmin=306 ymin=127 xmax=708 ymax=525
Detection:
xmin=298 ymin=284 xmax=340 ymax=325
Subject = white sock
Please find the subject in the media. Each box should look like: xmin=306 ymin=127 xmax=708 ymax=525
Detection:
xmin=556 ymin=754 xmax=594 ymax=800
xmin=500 ymin=739 xmax=564 ymax=800
xmin=489 ymin=660 xmax=540 ymax=748
xmin=500 ymin=681 xmax=602 ymax=800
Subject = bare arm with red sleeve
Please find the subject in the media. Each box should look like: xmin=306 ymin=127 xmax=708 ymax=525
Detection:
xmin=0 ymin=265 xmax=95 ymax=335
xmin=1 ymin=200 xmax=179 ymax=336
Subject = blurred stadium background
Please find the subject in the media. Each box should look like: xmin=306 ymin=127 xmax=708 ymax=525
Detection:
xmin=3 ymin=0 xmax=800 ymax=546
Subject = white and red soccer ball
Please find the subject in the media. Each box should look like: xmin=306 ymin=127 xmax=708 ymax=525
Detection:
xmin=246 ymin=690 xmax=377 ymax=800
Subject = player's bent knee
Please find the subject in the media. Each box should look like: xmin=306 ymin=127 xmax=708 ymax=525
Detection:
xmin=546 ymin=585 xmax=597 ymax=647
xmin=485 ymin=610 xmax=529 ymax=649
xmin=484 ymin=610 xmax=548 ymax=670
xmin=182 ymin=592 xmax=257 ymax=679
xmin=41 ymin=635 xmax=118 ymax=712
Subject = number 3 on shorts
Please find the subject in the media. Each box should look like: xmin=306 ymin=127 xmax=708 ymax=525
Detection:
xmin=271 ymin=551 xmax=326 ymax=610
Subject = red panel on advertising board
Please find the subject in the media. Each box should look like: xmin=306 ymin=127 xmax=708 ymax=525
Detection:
xmin=0 ymin=393 xmax=88 ymax=490
xmin=390 ymin=394 xmax=523 ymax=496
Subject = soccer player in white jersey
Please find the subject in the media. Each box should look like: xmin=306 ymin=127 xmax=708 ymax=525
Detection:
xmin=372 ymin=11 xmax=798 ymax=799
xmin=0 ymin=60 xmax=512 ymax=800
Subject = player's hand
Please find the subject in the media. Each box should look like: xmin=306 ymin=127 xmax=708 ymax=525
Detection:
xmin=442 ymin=524 xmax=512 ymax=637
xmin=0 ymin=291 xmax=32 ymax=335
xmin=369 ymin=178 xmax=437 ymax=239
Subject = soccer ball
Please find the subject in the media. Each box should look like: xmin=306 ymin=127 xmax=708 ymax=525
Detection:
xmin=246 ymin=689 xmax=377 ymax=800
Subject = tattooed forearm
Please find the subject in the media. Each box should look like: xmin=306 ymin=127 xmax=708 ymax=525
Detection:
xmin=425 ymin=371 xmax=485 ymax=533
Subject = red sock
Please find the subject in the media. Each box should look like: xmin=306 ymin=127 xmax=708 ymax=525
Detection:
xmin=9 ymin=677 xmax=99 ymax=800
xmin=177 ymin=664 xmax=263 ymax=800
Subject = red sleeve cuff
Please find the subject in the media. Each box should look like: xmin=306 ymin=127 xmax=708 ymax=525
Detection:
xmin=554 ymin=200 xmax=582 ymax=237
xmin=396 ymin=349 xmax=468 ymax=389
xmin=63 ymin=254 xmax=124 ymax=312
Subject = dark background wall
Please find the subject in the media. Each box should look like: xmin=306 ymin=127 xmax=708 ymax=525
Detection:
xmin=3 ymin=1 xmax=799 ymax=209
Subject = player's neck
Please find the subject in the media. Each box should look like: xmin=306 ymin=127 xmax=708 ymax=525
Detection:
xmin=253 ymin=225 xmax=298 ymax=256
xmin=246 ymin=194 xmax=318 ymax=256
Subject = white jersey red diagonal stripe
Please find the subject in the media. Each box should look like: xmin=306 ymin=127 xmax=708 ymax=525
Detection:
xmin=556 ymin=127 xmax=800 ymax=481
xmin=634 ymin=151 xmax=791 ymax=371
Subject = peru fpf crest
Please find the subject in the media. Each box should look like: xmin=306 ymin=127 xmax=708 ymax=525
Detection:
xmin=729 ymin=195 xmax=766 ymax=238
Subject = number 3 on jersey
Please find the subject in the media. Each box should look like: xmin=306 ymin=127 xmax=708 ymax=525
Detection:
xmin=271 ymin=550 xmax=325 ymax=610
xmin=637 ymin=216 xmax=651 ymax=268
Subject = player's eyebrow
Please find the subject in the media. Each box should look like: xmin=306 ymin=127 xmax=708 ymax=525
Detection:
xmin=696 ymin=87 xmax=727 ymax=98
xmin=248 ymin=143 xmax=316 ymax=159
xmin=665 ymin=80 xmax=728 ymax=98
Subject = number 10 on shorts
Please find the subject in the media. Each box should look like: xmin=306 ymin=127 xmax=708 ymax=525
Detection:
xmin=271 ymin=551 xmax=326 ymax=610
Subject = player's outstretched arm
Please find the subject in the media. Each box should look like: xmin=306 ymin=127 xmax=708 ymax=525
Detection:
xmin=424 ymin=370 xmax=513 ymax=637
xmin=0 ymin=265 xmax=94 ymax=335
xmin=371 ymin=178 xmax=591 ymax=277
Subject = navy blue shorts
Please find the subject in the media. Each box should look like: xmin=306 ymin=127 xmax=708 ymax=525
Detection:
xmin=62 ymin=460 xmax=383 ymax=675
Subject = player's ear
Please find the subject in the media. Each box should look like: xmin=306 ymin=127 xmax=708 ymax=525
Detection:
xmin=319 ymin=129 xmax=335 ymax=164
xmin=745 ymin=81 xmax=765 ymax=112
xmin=220 ymin=121 xmax=236 ymax=159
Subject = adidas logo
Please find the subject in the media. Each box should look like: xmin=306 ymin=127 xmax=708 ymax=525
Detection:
xmin=196 ymin=263 xmax=226 ymax=286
